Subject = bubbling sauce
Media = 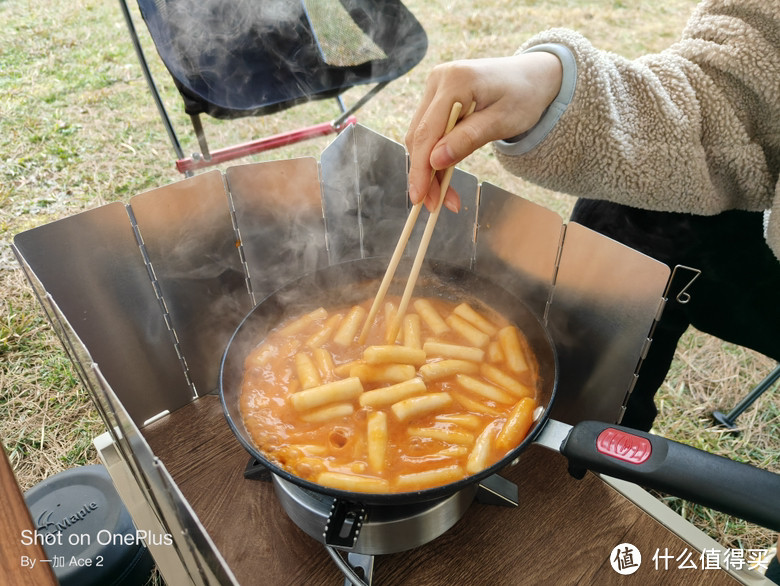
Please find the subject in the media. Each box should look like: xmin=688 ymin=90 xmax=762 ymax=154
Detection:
xmin=239 ymin=295 xmax=540 ymax=494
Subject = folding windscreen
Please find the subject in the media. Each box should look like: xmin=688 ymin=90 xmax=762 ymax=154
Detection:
xmin=13 ymin=124 xmax=670 ymax=583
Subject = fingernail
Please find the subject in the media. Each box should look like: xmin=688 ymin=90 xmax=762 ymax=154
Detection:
xmin=444 ymin=197 xmax=460 ymax=214
xmin=409 ymin=183 xmax=420 ymax=204
xmin=431 ymin=143 xmax=454 ymax=170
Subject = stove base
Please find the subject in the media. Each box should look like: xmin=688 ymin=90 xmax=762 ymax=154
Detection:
xmin=272 ymin=474 xmax=480 ymax=556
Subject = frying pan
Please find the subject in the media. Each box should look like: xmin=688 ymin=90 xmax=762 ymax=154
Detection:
xmin=220 ymin=257 xmax=780 ymax=531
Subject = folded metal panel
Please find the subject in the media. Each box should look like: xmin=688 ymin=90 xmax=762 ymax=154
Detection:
xmin=225 ymin=158 xmax=328 ymax=304
xmin=12 ymin=203 xmax=192 ymax=426
xmin=475 ymin=182 xmax=563 ymax=318
xmin=547 ymin=222 xmax=670 ymax=425
xmin=129 ymin=170 xmax=252 ymax=396
xmin=320 ymin=124 xmax=409 ymax=264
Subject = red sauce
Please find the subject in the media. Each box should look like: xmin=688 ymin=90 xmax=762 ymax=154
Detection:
xmin=240 ymin=295 xmax=539 ymax=493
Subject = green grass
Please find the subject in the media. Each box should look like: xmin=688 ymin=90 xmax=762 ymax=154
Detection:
xmin=1 ymin=0 xmax=776 ymax=564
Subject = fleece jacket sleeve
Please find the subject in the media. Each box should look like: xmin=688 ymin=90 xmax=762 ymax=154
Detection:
xmin=493 ymin=0 xmax=780 ymax=260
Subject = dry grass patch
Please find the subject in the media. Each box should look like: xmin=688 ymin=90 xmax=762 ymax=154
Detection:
xmin=653 ymin=329 xmax=779 ymax=551
xmin=0 ymin=269 xmax=102 ymax=491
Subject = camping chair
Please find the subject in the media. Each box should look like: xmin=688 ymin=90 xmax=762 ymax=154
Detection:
xmin=119 ymin=0 xmax=428 ymax=175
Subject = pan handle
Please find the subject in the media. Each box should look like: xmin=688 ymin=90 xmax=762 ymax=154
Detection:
xmin=559 ymin=420 xmax=780 ymax=532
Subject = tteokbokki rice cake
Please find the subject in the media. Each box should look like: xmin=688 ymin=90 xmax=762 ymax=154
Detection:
xmin=239 ymin=295 xmax=541 ymax=494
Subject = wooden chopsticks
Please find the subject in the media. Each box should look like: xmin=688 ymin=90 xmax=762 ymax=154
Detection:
xmin=359 ymin=100 xmax=476 ymax=344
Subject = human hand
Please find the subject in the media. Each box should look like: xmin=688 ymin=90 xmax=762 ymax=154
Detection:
xmin=405 ymin=52 xmax=563 ymax=212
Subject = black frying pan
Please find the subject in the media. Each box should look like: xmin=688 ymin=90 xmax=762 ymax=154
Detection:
xmin=219 ymin=257 xmax=780 ymax=530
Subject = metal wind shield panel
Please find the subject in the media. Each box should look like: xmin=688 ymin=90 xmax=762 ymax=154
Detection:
xmin=12 ymin=202 xmax=194 ymax=426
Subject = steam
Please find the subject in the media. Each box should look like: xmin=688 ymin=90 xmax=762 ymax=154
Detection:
xmin=164 ymin=0 xmax=299 ymax=49
xmin=148 ymin=0 xmax=427 ymax=112
xmin=302 ymin=0 xmax=387 ymax=66
xmin=163 ymin=0 xmax=305 ymax=106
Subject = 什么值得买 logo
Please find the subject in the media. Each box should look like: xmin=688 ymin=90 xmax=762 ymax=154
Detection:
xmin=611 ymin=542 xmax=642 ymax=575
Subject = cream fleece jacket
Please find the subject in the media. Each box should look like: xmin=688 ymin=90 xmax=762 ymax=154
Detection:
xmin=494 ymin=0 xmax=780 ymax=261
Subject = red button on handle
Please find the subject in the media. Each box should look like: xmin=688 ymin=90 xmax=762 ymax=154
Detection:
xmin=596 ymin=428 xmax=652 ymax=464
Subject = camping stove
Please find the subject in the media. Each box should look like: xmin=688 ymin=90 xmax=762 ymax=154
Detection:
xmin=273 ymin=473 xmax=476 ymax=556
xmin=269 ymin=466 xmax=517 ymax=585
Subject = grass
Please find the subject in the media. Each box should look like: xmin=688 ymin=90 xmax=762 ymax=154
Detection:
xmin=652 ymin=330 xmax=779 ymax=551
xmin=1 ymin=0 xmax=777 ymax=567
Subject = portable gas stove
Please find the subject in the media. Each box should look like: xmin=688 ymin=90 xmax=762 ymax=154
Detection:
xmin=270 ymin=470 xmax=517 ymax=585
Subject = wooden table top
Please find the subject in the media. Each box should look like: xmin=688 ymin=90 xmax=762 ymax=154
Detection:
xmin=144 ymin=394 xmax=738 ymax=585
xmin=0 ymin=446 xmax=58 ymax=586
